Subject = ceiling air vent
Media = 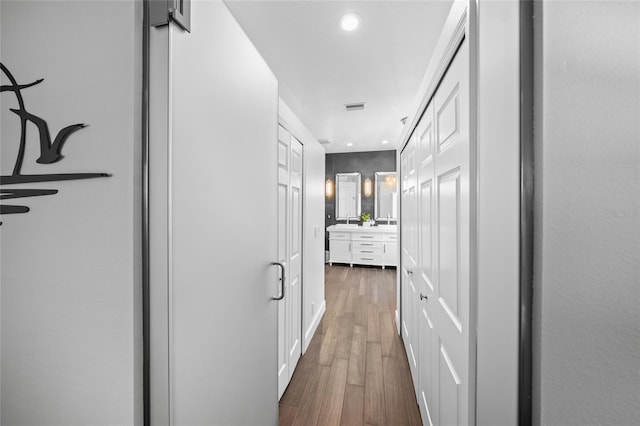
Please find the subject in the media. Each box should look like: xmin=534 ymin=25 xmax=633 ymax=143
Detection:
xmin=318 ymin=139 xmax=331 ymax=145
xmin=345 ymin=102 xmax=366 ymax=112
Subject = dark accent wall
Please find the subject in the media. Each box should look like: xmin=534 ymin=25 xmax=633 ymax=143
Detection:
xmin=325 ymin=150 xmax=397 ymax=250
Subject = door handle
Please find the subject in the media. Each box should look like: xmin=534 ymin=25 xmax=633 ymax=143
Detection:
xmin=406 ymin=268 xmax=413 ymax=275
xmin=271 ymin=262 xmax=285 ymax=301
xmin=420 ymin=293 xmax=429 ymax=301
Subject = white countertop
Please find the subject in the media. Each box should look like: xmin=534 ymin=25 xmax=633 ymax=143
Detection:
xmin=327 ymin=224 xmax=397 ymax=233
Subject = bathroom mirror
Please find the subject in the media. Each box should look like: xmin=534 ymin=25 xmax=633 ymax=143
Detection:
xmin=374 ymin=172 xmax=398 ymax=221
xmin=335 ymin=172 xmax=361 ymax=220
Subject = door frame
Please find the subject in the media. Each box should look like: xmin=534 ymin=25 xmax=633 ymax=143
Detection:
xmin=396 ymin=0 xmax=533 ymax=424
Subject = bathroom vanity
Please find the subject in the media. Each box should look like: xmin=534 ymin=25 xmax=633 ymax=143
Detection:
xmin=327 ymin=225 xmax=398 ymax=268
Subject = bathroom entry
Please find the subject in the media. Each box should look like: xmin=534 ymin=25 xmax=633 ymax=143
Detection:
xmin=276 ymin=124 xmax=304 ymax=398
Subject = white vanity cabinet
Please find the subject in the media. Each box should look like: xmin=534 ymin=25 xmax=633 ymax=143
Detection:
xmin=328 ymin=230 xmax=352 ymax=264
xmin=382 ymin=233 xmax=398 ymax=267
xmin=327 ymin=225 xmax=397 ymax=268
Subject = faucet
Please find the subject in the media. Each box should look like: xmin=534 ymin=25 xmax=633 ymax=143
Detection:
xmin=387 ymin=213 xmax=391 ymax=225
xmin=346 ymin=215 xmax=351 ymax=225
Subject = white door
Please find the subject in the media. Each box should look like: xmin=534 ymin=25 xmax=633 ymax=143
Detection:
xmin=288 ymin=136 xmax=303 ymax=377
xmin=400 ymin=134 xmax=419 ymax=394
xmin=277 ymin=125 xmax=290 ymax=398
xmin=416 ymin=38 xmax=471 ymax=426
xmin=148 ymin=2 xmax=279 ymax=424
xmin=276 ymin=125 xmax=303 ymax=399
xmin=416 ymin=99 xmax=437 ymax=425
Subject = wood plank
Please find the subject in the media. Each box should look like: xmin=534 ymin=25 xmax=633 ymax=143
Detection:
xmin=367 ymin=304 xmax=380 ymax=343
xmin=358 ymin=276 xmax=365 ymax=296
xmin=369 ymin=277 xmax=379 ymax=305
xmin=380 ymin=311 xmax=396 ymax=357
xmin=319 ymin=315 xmax=339 ymax=365
xmin=281 ymin=332 xmax=324 ymax=409
xmin=280 ymin=361 xmax=312 ymax=408
xmin=364 ymin=342 xmax=385 ymax=426
xmin=292 ymin=365 xmax=331 ymax=426
xmin=397 ymin=353 xmax=423 ymax=426
xmin=347 ymin=325 xmax=367 ymax=386
xmin=317 ymin=358 xmax=349 ymax=426
xmin=280 ymin=404 xmax=298 ymax=426
xmin=340 ymin=384 xmax=364 ymax=426
xmin=355 ymin=294 xmax=368 ymax=327
xmin=345 ymin=287 xmax=356 ymax=313
xmin=335 ymin=313 xmax=355 ymax=360
xmin=382 ymin=356 xmax=410 ymax=426
xmin=340 ymin=266 xmax=349 ymax=281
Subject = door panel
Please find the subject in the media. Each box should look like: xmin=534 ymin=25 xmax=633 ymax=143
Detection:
xmin=437 ymin=168 xmax=461 ymax=328
xmin=419 ymin=308 xmax=435 ymax=426
xmin=439 ymin=344 xmax=461 ymax=426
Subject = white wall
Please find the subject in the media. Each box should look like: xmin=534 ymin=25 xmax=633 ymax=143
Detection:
xmin=0 ymin=1 xmax=142 ymax=424
xmin=533 ymin=1 xmax=640 ymax=424
xmin=279 ymin=99 xmax=326 ymax=352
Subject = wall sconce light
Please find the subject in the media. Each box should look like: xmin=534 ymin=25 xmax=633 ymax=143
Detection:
xmin=364 ymin=178 xmax=372 ymax=197
xmin=325 ymin=179 xmax=333 ymax=198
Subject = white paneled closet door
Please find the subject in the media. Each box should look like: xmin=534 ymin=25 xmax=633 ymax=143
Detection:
xmin=411 ymin=38 xmax=472 ymax=426
xmin=417 ymin=99 xmax=437 ymax=426
xmin=400 ymin=134 xmax=420 ymax=394
xmin=277 ymin=125 xmax=290 ymax=399
xmin=276 ymin=125 xmax=303 ymax=399
xmin=288 ymin=136 xmax=303 ymax=380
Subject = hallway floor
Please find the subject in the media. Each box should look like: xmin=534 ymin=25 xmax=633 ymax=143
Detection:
xmin=279 ymin=265 xmax=422 ymax=426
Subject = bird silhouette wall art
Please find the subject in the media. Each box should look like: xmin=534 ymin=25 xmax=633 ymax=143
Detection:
xmin=0 ymin=63 xmax=111 ymax=225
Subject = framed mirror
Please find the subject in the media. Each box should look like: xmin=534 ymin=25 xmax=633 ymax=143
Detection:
xmin=374 ymin=172 xmax=398 ymax=221
xmin=335 ymin=172 xmax=361 ymax=220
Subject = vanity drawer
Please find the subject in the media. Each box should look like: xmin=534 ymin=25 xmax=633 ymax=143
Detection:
xmin=352 ymin=232 xmax=382 ymax=242
xmin=353 ymin=241 xmax=381 ymax=250
xmin=353 ymin=246 xmax=382 ymax=256
xmin=383 ymin=233 xmax=398 ymax=242
xmin=329 ymin=232 xmax=350 ymax=240
xmin=353 ymin=254 xmax=383 ymax=264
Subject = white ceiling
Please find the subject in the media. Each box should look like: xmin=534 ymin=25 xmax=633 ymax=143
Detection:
xmin=225 ymin=0 xmax=452 ymax=153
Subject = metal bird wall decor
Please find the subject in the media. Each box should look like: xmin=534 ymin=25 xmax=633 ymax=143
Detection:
xmin=0 ymin=63 xmax=111 ymax=225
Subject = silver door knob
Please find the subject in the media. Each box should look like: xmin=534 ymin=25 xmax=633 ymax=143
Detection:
xmin=420 ymin=293 xmax=428 ymax=301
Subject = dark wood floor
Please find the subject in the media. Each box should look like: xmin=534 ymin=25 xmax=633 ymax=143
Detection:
xmin=279 ymin=265 xmax=422 ymax=426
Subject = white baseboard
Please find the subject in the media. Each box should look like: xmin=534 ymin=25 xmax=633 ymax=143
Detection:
xmin=395 ymin=309 xmax=400 ymax=335
xmin=303 ymin=300 xmax=326 ymax=353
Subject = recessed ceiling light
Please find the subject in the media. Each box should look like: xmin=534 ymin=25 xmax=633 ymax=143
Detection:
xmin=381 ymin=140 xmax=389 ymax=145
xmin=339 ymin=13 xmax=360 ymax=32
xmin=346 ymin=142 xmax=354 ymax=147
